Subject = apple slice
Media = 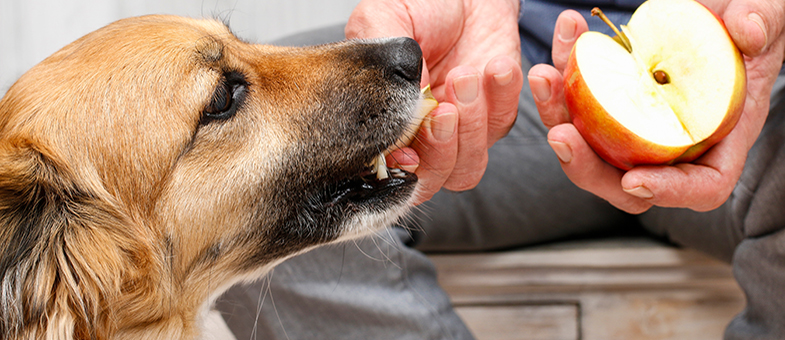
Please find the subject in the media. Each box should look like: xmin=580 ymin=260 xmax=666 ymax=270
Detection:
xmin=370 ymin=85 xmax=438 ymax=179
xmin=392 ymin=85 xmax=438 ymax=150
xmin=563 ymin=0 xmax=746 ymax=170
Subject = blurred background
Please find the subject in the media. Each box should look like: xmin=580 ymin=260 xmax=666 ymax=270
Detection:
xmin=0 ymin=0 xmax=362 ymax=95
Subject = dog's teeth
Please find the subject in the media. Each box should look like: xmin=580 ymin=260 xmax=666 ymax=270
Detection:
xmin=389 ymin=168 xmax=404 ymax=178
xmin=374 ymin=154 xmax=389 ymax=180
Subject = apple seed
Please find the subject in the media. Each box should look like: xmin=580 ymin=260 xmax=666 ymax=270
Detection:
xmin=653 ymin=70 xmax=670 ymax=84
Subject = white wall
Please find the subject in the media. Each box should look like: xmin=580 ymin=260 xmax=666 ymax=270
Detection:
xmin=0 ymin=0 xmax=361 ymax=95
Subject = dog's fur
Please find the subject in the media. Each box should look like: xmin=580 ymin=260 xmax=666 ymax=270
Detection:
xmin=0 ymin=15 xmax=424 ymax=339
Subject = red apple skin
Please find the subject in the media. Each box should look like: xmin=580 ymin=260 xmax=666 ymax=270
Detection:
xmin=562 ymin=32 xmax=746 ymax=171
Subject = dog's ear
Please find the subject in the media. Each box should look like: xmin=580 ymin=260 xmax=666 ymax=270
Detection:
xmin=0 ymin=138 xmax=143 ymax=339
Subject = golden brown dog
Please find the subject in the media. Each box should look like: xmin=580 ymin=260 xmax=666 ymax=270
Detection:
xmin=0 ymin=15 xmax=426 ymax=339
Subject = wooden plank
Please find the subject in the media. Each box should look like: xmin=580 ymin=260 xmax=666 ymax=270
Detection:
xmin=429 ymin=239 xmax=745 ymax=340
xmin=581 ymin=293 xmax=744 ymax=340
xmin=456 ymin=304 xmax=579 ymax=340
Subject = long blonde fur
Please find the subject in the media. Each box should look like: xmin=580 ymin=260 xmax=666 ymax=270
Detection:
xmin=0 ymin=14 xmax=420 ymax=340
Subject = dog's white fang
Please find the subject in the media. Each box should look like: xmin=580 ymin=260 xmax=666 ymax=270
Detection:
xmin=374 ymin=153 xmax=390 ymax=180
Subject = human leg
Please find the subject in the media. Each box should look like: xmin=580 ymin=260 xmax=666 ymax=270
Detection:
xmin=217 ymin=228 xmax=474 ymax=340
xmin=724 ymin=81 xmax=785 ymax=339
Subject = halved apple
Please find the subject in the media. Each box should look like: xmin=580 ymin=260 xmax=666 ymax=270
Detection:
xmin=563 ymin=0 xmax=746 ymax=170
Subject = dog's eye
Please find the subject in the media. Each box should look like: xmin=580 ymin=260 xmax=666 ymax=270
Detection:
xmin=207 ymin=85 xmax=233 ymax=114
xmin=203 ymin=73 xmax=247 ymax=123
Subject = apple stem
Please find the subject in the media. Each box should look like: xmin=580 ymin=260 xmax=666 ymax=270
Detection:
xmin=591 ymin=7 xmax=632 ymax=53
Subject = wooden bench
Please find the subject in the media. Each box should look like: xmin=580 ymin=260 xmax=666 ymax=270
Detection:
xmin=429 ymin=238 xmax=745 ymax=340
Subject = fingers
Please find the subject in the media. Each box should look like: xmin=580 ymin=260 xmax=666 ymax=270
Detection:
xmin=547 ymin=124 xmax=653 ymax=214
xmin=438 ymin=66 xmax=490 ymax=191
xmin=409 ymin=57 xmax=521 ymax=196
xmin=484 ymin=55 xmax=524 ymax=146
xmin=388 ymin=103 xmax=459 ymax=205
xmin=618 ymin=155 xmax=740 ymax=212
xmin=620 ymin=111 xmax=751 ymax=211
xmin=551 ymin=10 xmax=588 ymax=72
xmin=526 ymin=45 xmax=651 ymax=212
xmin=397 ymin=56 xmax=520 ymax=201
xmin=620 ymin=164 xmax=730 ymax=212
xmin=721 ymin=0 xmax=785 ymax=57
xmin=529 ymin=9 xmax=587 ymax=130
xmin=528 ymin=64 xmax=569 ymax=129
xmin=393 ymin=58 xmax=519 ymax=203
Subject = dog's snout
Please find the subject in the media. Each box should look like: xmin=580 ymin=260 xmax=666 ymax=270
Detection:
xmin=380 ymin=37 xmax=422 ymax=83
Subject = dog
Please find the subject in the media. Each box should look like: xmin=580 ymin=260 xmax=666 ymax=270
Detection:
xmin=0 ymin=15 xmax=427 ymax=339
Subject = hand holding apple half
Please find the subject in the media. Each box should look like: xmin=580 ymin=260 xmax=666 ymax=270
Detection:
xmin=369 ymin=85 xmax=438 ymax=180
xmin=563 ymin=0 xmax=746 ymax=170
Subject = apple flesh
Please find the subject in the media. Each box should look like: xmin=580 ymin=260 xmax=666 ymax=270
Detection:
xmin=370 ymin=85 xmax=438 ymax=179
xmin=563 ymin=0 xmax=746 ymax=170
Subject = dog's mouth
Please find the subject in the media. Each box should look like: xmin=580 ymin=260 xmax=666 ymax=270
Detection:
xmin=324 ymin=164 xmax=417 ymax=209
xmin=320 ymin=87 xmax=437 ymax=208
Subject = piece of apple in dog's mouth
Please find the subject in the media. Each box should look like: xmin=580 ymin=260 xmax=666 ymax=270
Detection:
xmin=369 ymin=85 xmax=438 ymax=180
xmin=324 ymin=85 xmax=437 ymax=207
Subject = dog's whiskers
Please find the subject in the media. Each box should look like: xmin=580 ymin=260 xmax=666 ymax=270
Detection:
xmin=250 ymin=272 xmax=270 ymax=339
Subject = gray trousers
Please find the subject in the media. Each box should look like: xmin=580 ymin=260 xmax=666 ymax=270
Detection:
xmin=216 ymin=25 xmax=785 ymax=340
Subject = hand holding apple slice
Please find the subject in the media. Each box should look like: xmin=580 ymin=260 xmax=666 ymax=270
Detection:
xmin=563 ymin=0 xmax=746 ymax=170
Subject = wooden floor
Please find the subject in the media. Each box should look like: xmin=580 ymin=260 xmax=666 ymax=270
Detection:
xmin=429 ymin=238 xmax=745 ymax=340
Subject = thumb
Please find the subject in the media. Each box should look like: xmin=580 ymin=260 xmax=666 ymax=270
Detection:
xmin=722 ymin=0 xmax=785 ymax=57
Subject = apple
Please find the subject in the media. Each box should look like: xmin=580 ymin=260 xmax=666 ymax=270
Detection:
xmin=371 ymin=85 xmax=438 ymax=179
xmin=563 ymin=0 xmax=746 ymax=170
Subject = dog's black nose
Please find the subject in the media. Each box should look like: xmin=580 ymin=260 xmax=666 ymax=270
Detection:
xmin=379 ymin=37 xmax=423 ymax=83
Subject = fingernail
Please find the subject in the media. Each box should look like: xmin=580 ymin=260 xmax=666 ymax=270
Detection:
xmin=494 ymin=69 xmax=514 ymax=87
xmin=747 ymin=13 xmax=768 ymax=53
xmin=558 ymin=17 xmax=577 ymax=42
xmin=624 ymin=185 xmax=654 ymax=199
xmin=528 ymin=75 xmax=551 ymax=102
xmin=454 ymin=74 xmax=479 ymax=104
xmin=548 ymin=140 xmax=572 ymax=163
xmin=431 ymin=111 xmax=457 ymax=142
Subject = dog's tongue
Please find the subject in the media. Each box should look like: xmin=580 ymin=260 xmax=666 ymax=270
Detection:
xmin=371 ymin=86 xmax=438 ymax=180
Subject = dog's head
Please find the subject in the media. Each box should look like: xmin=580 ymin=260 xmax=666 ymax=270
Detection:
xmin=0 ymin=15 xmax=424 ymax=339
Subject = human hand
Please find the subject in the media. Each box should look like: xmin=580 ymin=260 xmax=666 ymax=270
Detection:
xmin=527 ymin=0 xmax=785 ymax=214
xmin=346 ymin=0 xmax=524 ymax=204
